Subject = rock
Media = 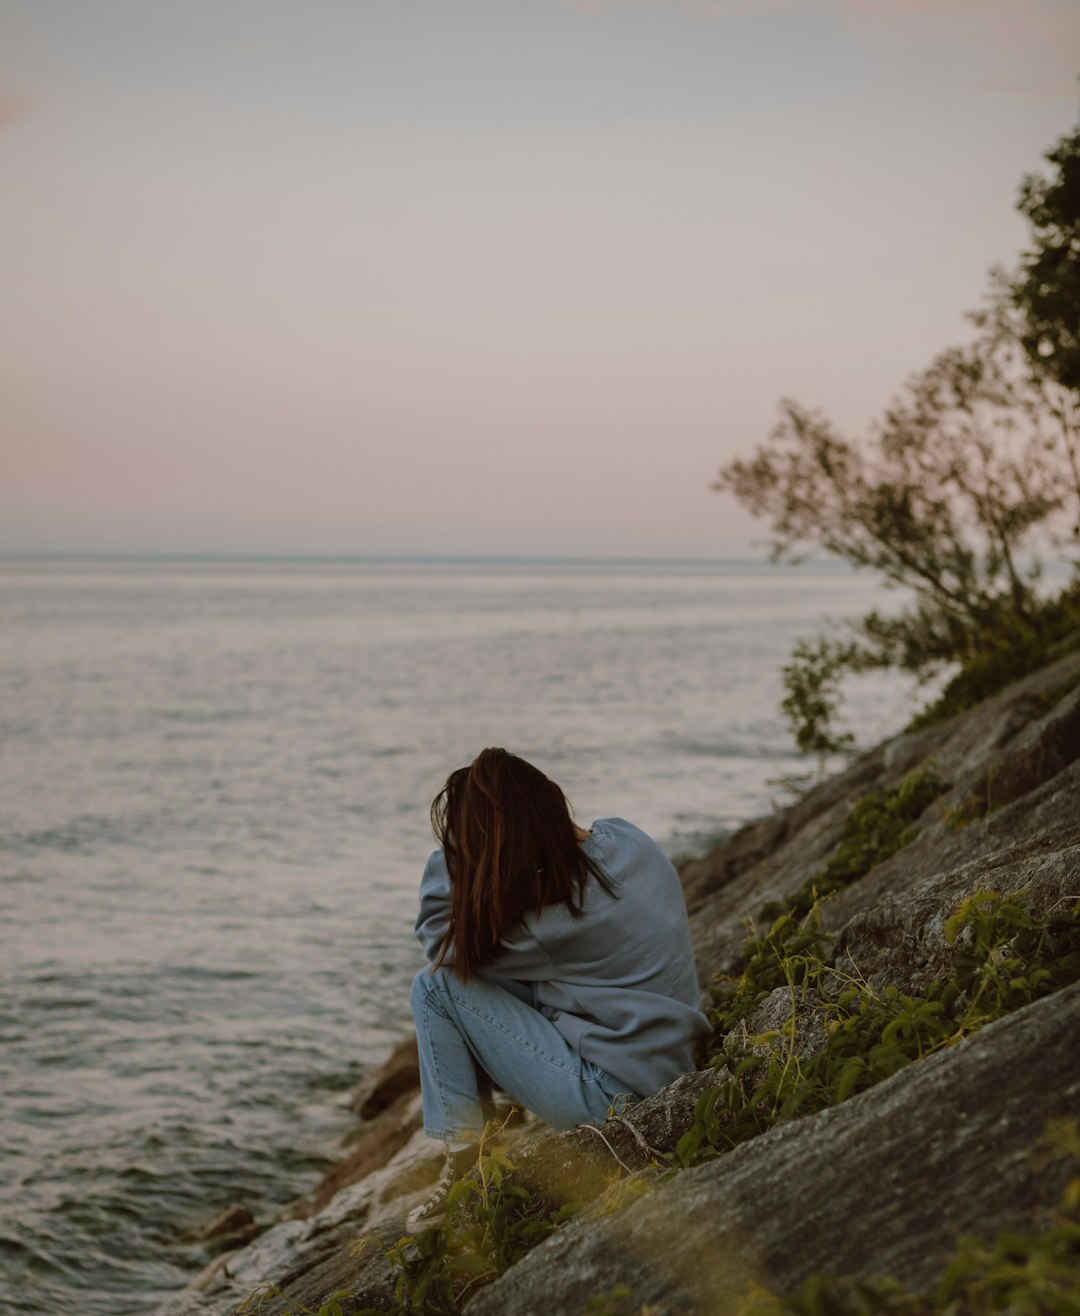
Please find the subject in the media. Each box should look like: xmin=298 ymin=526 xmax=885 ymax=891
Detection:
xmin=152 ymin=1127 xmax=446 ymax=1315
xmin=881 ymin=729 xmax=921 ymax=771
xmin=469 ymin=981 xmax=1080 ymax=1315
xmin=480 ymin=1069 xmax=722 ymax=1214
xmin=186 ymin=1248 xmax=245 ymax=1295
xmin=192 ymin=1204 xmax=259 ymax=1256
xmin=283 ymin=1091 xmax=425 ymax=1220
xmin=687 ymin=652 xmax=1080 ymax=987
xmin=678 ymin=743 xmax=894 ymax=920
xmin=961 ymin=678 xmax=1080 ymax=814
xmin=198 ymin=1205 xmax=255 ymax=1242
xmin=831 ymin=832 xmax=1080 ymax=993
xmin=151 ymin=649 xmax=1080 ymax=1316
xmin=348 ymin=1035 xmax=421 ymax=1120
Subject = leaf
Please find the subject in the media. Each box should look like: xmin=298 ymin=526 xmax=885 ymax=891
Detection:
xmin=835 ymin=1056 xmax=865 ymax=1104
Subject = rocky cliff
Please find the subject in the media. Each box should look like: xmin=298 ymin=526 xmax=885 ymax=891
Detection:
xmin=156 ymin=651 xmax=1080 ymax=1316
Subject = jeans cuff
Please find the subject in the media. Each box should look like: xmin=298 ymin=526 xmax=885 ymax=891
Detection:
xmin=424 ymin=1125 xmax=484 ymax=1144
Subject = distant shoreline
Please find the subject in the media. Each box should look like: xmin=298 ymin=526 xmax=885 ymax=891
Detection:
xmin=4 ymin=553 xmax=1075 ymax=583
xmin=0 ymin=551 xmax=842 ymax=569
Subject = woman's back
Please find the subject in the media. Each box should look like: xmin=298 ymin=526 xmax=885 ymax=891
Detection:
xmin=418 ymin=816 xmax=710 ymax=1098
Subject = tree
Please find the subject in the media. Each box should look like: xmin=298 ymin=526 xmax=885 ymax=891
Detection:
xmin=716 ymin=292 xmax=1080 ymax=755
xmin=717 ymin=101 xmax=1080 ymax=758
xmin=1012 ymin=99 xmax=1080 ymax=393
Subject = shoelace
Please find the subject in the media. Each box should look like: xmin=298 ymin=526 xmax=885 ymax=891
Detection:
xmin=414 ymin=1158 xmax=458 ymax=1220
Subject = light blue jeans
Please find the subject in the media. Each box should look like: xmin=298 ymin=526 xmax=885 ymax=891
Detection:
xmin=410 ymin=965 xmax=630 ymax=1143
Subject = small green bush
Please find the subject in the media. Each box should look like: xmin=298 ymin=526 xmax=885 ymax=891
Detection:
xmin=760 ymin=767 xmax=944 ymax=924
xmin=366 ymin=1115 xmax=586 ymax=1316
xmin=910 ymin=583 xmax=1080 ymax=730
xmin=679 ymin=891 xmax=1080 ymax=1171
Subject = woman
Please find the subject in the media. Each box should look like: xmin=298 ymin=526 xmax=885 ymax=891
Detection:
xmin=406 ymin=747 xmax=710 ymax=1234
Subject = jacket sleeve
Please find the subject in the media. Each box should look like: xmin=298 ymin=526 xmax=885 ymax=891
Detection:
xmin=415 ymin=850 xmax=453 ymax=963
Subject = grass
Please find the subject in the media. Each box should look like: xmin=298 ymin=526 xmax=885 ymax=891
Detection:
xmin=677 ymin=890 xmax=1080 ymax=1170
xmin=759 ymin=766 xmax=945 ymax=925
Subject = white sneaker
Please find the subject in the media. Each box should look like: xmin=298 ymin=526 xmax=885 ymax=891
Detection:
xmin=405 ymin=1153 xmax=461 ymax=1235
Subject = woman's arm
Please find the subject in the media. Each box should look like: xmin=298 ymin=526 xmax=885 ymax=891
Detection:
xmin=415 ymin=850 xmax=555 ymax=983
xmin=415 ymin=850 xmax=453 ymax=963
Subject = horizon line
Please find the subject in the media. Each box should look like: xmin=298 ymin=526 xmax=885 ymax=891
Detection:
xmin=0 ymin=549 xmax=837 ymax=568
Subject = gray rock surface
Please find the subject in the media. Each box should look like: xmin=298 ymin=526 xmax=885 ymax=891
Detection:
xmin=348 ymin=1036 xmax=421 ymax=1120
xmin=152 ymin=651 xmax=1080 ymax=1315
xmin=282 ymin=1089 xmax=425 ymax=1222
xmin=686 ymin=652 xmax=1080 ymax=985
xmin=153 ymin=1110 xmax=443 ymax=1315
xmin=470 ymin=981 xmax=1080 ymax=1315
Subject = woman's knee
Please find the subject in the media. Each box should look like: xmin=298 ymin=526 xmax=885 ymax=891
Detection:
xmin=411 ymin=966 xmax=432 ymax=999
xmin=410 ymin=964 xmax=453 ymax=1012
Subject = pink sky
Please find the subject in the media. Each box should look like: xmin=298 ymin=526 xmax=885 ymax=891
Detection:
xmin=2 ymin=0 xmax=1077 ymax=556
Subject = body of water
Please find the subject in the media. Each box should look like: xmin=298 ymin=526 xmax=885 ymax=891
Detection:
xmin=0 ymin=558 xmax=921 ymax=1314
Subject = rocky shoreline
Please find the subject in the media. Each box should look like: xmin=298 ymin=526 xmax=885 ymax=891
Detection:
xmin=156 ymin=650 xmax=1080 ymax=1315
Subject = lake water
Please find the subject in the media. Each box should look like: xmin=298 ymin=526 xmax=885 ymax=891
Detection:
xmin=0 ymin=558 xmax=921 ymax=1315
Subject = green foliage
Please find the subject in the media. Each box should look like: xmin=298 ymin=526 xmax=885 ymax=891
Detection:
xmin=760 ymin=767 xmax=944 ymax=924
xmin=381 ymin=1138 xmax=571 ymax=1315
xmin=805 ymin=766 xmax=942 ymax=903
xmin=1013 ymin=97 xmax=1080 ymax=395
xmin=696 ymin=767 xmax=945 ymax=1155
xmin=239 ymin=1113 xmax=587 ymax=1316
xmin=719 ymin=310 xmax=1080 ymax=622
xmin=940 ymin=781 xmax=995 ymax=831
xmin=678 ymin=891 xmax=1080 ymax=1172
xmin=909 ymin=584 xmax=1080 ymax=729
xmin=718 ymin=313 xmax=1080 ymax=754
xmin=717 ymin=107 xmax=1080 ymax=757
xmin=375 ymin=1129 xmax=657 ymax=1315
xmin=588 ymin=1171 xmax=654 ymax=1218
xmin=240 ymin=792 xmax=1080 ymax=1316
xmin=707 ymin=905 xmax=833 ymax=1037
xmin=582 ymin=1283 xmax=634 ymax=1315
xmin=739 ymin=1272 xmax=926 ymax=1315
xmin=945 ymin=890 xmax=1080 ymax=1025
xmin=739 ymin=1121 xmax=1080 ymax=1315
xmin=781 ymin=638 xmax=858 ymax=761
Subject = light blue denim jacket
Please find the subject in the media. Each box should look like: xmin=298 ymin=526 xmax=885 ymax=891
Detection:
xmin=415 ymin=816 xmax=711 ymax=1100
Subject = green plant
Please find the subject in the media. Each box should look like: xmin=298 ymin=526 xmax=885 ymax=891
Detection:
xmin=1012 ymin=94 xmax=1080 ymax=395
xmin=709 ymin=905 xmax=832 ymax=1032
xmin=780 ymin=638 xmax=858 ymax=763
xmin=908 ymin=586 xmax=1080 ymax=730
xmin=738 ymin=1272 xmax=926 ymax=1315
xmin=373 ymin=1113 xmax=588 ymax=1314
xmin=582 ymin=1283 xmax=634 ymax=1315
xmin=821 ymin=768 xmax=942 ymax=877
xmin=945 ymin=890 xmax=1080 ymax=1026
xmin=678 ymin=891 xmax=1080 ymax=1172
xmin=760 ymin=767 xmax=944 ymax=924
xmin=250 ymin=890 xmax=1080 ymax=1315
xmin=715 ymin=105 xmax=1080 ymax=758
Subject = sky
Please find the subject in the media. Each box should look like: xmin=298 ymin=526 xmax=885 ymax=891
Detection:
xmin=2 ymin=0 xmax=1078 ymax=558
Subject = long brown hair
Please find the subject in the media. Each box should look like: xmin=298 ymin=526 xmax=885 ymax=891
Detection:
xmin=430 ymin=747 xmax=615 ymax=982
